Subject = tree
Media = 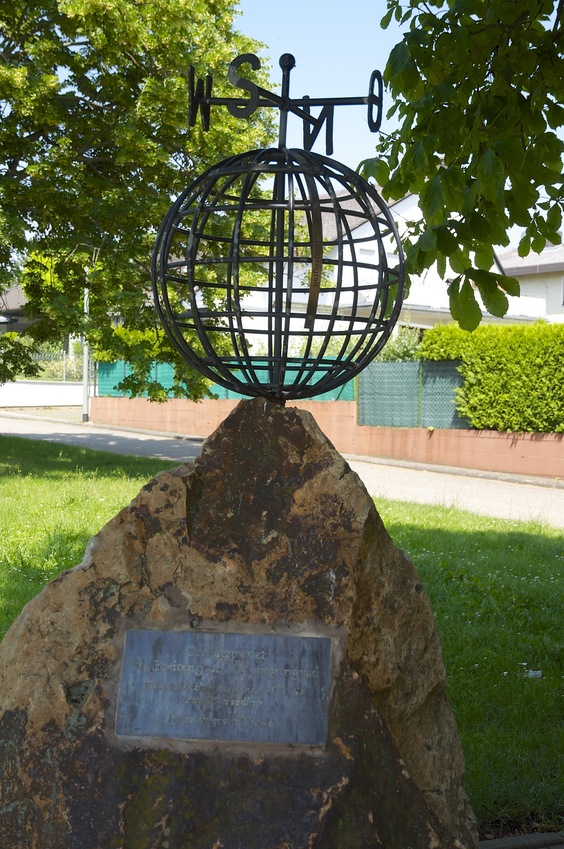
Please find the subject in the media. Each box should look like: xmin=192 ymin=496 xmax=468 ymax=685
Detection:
xmin=361 ymin=0 xmax=564 ymax=330
xmin=0 ymin=0 xmax=274 ymax=394
xmin=0 ymin=333 xmax=40 ymax=383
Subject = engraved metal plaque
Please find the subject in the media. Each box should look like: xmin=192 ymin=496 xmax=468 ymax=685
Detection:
xmin=116 ymin=629 xmax=332 ymax=745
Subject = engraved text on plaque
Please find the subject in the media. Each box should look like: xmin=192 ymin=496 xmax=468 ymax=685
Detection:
xmin=116 ymin=629 xmax=332 ymax=745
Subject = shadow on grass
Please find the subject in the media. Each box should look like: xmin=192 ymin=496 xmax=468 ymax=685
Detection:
xmin=0 ymin=434 xmax=180 ymax=480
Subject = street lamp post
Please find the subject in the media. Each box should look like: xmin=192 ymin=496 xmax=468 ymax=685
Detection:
xmin=82 ymin=280 xmax=89 ymax=423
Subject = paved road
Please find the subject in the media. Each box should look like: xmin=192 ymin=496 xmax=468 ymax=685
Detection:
xmin=345 ymin=457 xmax=564 ymax=529
xmin=0 ymin=411 xmax=204 ymax=463
xmin=1 ymin=410 xmax=563 ymax=530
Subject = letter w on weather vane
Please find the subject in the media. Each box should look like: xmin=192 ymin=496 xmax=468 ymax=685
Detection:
xmin=188 ymin=52 xmax=383 ymax=155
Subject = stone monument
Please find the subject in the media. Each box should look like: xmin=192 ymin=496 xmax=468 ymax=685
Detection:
xmin=0 ymin=54 xmax=478 ymax=848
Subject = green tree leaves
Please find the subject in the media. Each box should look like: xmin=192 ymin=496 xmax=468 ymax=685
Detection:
xmin=448 ymin=278 xmax=483 ymax=331
xmin=0 ymin=0 xmax=274 ymax=391
xmin=477 ymin=149 xmax=505 ymax=210
xmin=420 ymin=175 xmax=446 ymax=226
xmin=363 ymin=0 xmax=564 ymax=331
xmin=0 ymin=335 xmax=40 ymax=384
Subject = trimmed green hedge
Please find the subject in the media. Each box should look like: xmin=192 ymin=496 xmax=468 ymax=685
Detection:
xmin=420 ymin=323 xmax=564 ymax=433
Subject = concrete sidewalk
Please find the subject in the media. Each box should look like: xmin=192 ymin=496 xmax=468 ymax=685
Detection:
xmin=1 ymin=407 xmax=563 ymax=530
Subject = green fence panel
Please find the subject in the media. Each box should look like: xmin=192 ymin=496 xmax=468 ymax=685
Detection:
xmin=97 ymin=361 xmax=129 ymax=396
xmin=99 ymin=361 xmax=184 ymax=396
xmin=99 ymin=359 xmax=466 ymax=428
xmin=313 ymin=381 xmax=355 ymax=401
xmin=358 ymin=361 xmax=420 ymax=427
xmin=209 ymin=380 xmax=355 ymax=401
xmin=421 ymin=361 xmax=469 ymax=429
xmin=358 ymin=360 xmax=471 ymax=428
xmin=154 ymin=362 xmax=175 ymax=387
xmin=97 ymin=361 xmax=355 ymax=401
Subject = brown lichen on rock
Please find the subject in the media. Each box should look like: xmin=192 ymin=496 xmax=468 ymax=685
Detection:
xmin=0 ymin=398 xmax=478 ymax=849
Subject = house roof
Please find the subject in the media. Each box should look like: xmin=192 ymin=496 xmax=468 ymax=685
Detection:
xmin=497 ymin=242 xmax=564 ymax=277
xmin=315 ymin=186 xmax=395 ymax=243
xmin=0 ymin=284 xmax=26 ymax=316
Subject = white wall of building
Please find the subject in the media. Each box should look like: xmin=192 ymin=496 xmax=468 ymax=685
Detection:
xmin=0 ymin=380 xmax=83 ymax=407
xmin=350 ymin=192 xmax=563 ymax=327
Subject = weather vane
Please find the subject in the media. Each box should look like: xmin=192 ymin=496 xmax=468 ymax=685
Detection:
xmin=188 ymin=52 xmax=383 ymax=156
xmin=152 ymin=53 xmax=404 ymax=403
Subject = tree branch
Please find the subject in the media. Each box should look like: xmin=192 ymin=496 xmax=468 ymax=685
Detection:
xmin=553 ymin=0 xmax=563 ymax=30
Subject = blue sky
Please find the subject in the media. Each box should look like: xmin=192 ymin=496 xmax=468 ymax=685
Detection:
xmin=235 ymin=0 xmax=405 ymax=169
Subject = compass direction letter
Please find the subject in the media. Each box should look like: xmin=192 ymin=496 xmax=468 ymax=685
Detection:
xmin=188 ymin=66 xmax=213 ymax=131
xmin=302 ymin=99 xmax=335 ymax=156
xmin=227 ymin=53 xmax=261 ymax=118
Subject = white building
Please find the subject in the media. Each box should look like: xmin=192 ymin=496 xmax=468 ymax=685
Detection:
xmin=363 ymin=192 xmax=563 ymax=329
xmin=494 ymin=240 xmax=564 ymax=324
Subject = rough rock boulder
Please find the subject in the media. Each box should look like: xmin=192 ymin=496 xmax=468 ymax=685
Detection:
xmin=0 ymin=398 xmax=478 ymax=849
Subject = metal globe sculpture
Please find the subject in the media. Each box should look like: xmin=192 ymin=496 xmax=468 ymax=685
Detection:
xmin=152 ymin=146 xmax=405 ymax=402
xmin=151 ymin=53 xmax=405 ymax=402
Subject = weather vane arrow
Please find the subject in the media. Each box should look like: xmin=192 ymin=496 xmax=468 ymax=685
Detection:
xmin=188 ymin=53 xmax=383 ymax=155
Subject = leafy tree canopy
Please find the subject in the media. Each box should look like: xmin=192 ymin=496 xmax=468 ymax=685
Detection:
xmin=0 ymin=332 xmax=40 ymax=383
xmin=0 ymin=0 xmax=274 ymax=393
xmin=361 ymin=0 xmax=564 ymax=330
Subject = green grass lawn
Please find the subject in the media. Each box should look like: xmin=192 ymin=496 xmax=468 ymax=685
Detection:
xmin=1 ymin=435 xmax=562 ymax=836
xmin=0 ymin=436 xmax=179 ymax=637
xmin=377 ymin=501 xmax=563 ymax=836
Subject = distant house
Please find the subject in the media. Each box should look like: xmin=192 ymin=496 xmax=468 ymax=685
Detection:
xmin=271 ymin=190 xmax=559 ymax=331
xmin=356 ymin=192 xmax=562 ymax=329
xmin=494 ymin=241 xmax=564 ymax=324
xmin=0 ymin=285 xmax=30 ymax=333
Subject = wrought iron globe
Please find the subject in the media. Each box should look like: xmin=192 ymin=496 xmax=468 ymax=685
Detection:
xmin=152 ymin=146 xmax=405 ymax=402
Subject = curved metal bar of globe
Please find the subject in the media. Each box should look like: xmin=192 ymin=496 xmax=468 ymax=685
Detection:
xmin=303 ymin=171 xmax=324 ymax=330
xmin=151 ymin=148 xmax=405 ymax=402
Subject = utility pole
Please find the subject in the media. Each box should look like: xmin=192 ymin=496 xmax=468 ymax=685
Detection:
xmin=82 ymin=279 xmax=89 ymax=423
xmin=64 ymin=244 xmax=100 ymax=423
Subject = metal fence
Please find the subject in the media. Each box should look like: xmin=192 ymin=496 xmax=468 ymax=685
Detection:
xmin=97 ymin=359 xmax=469 ymax=427
xmin=358 ymin=361 xmax=470 ymax=429
xmin=96 ymin=361 xmax=356 ymax=402
xmin=28 ymin=351 xmax=88 ymax=382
